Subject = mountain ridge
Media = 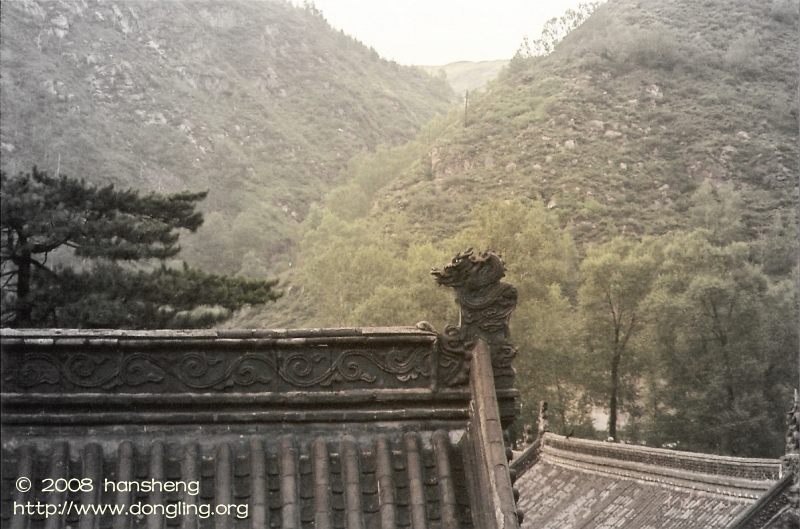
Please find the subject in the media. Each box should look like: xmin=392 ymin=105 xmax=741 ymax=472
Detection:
xmin=313 ymin=0 xmax=798 ymax=248
xmin=0 ymin=0 xmax=454 ymax=275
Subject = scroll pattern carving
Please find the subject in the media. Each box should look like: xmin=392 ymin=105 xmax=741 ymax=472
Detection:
xmin=279 ymin=347 xmax=431 ymax=388
xmin=177 ymin=353 xmax=272 ymax=389
xmin=17 ymin=354 xmax=61 ymax=387
xmin=3 ymin=346 xmax=433 ymax=392
xmin=60 ymin=353 xmax=166 ymax=388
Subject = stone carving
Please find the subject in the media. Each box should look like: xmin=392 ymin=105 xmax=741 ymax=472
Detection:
xmin=784 ymin=389 xmax=800 ymax=517
xmin=523 ymin=424 xmax=535 ymax=445
xmin=432 ymin=248 xmax=518 ymax=389
xmin=435 ymin=324 xmax=472 ymax=386
xmin=279 ymin=347 xmax=431 ymax=388
xmin=537 ymin=401 xmax=549 ymax=437
xmin=431 ymin=249 xmax=518 ymax=336
xmin=787 ymin=389 xmax=800 ymax=456
xmin=3 ymin=346 xmax=433 ymax=392
xmin=178 ymin=352 xmax=272 ymax=389
xmin=62 ymin=352 xmax=166 ymax=388
xmin=16 ymin=353 xmax=61 ymax=387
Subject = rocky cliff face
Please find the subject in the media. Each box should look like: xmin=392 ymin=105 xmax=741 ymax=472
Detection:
xmin=0 ymin=0 xmax=453 ymax=274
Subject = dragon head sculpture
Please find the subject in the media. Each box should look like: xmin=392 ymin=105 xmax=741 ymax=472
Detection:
xmin=431 ymin=248 xmax=507 ymax=290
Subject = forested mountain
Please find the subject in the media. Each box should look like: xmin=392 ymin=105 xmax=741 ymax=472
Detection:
xmin=270 ymin=0 xmax=799 ymax=327
xmin=0 ymin=0 xmax=453 ymax=275
xmin=240 ymin=0 xmax=799 ymax=456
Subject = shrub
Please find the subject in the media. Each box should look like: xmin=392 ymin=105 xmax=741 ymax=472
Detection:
xmin=769 ymin=0 xmax=799 ymax=23
xmin=596 ymin=25 xmax=687 ymax=72
xmin=626 ymin=27 xmax=682 ymax=70
xmin=723 ymin=31 xmax=762 ymax=76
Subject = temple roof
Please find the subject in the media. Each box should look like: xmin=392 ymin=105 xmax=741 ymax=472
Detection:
xmin=0 ymin=327 xmax=521 ymax=529
xmin=513 ymin=433 xmax=783 ymax=529
xmin=1 ymin=427 xmax=472 ymax=529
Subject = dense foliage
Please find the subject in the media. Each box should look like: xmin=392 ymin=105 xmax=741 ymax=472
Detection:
xmin=261 ymin=188 xmax=796 ymax=457
xmin=1 ymin=168 xmax=279 ymax=328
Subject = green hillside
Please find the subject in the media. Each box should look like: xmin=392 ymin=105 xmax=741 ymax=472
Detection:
xmin=354 ymin=0 xmax=797 ymax=245
xmin=0 ymin=0 xmax=453 ymax=275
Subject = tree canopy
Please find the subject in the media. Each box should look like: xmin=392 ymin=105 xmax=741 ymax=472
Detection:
xmin=1 ymin=167 xmax=280 ymax=328
xmin=579 ymin=237 xmax=657 ymax=441
xmin=289 ymin=189 xmax=798 ymax=457
xmin=638 ymin=230 xmax=787 ymax=455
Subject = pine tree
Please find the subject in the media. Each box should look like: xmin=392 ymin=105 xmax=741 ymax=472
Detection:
xmin=1 ymin=167 xmax=280 ymax=328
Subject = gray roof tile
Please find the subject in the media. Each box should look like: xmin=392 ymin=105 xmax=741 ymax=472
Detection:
xmin=514 ymin=434 xmax=782 ymax=529
xmin=1 ymin=431 xmax=472 ymax=529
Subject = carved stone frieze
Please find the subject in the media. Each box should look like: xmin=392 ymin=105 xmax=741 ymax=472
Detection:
xmin=2 ymin=345 xmax=433 ymax=393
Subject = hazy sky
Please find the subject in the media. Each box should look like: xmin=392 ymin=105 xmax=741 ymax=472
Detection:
xmin=306 ymin=0 xmax=590 ymax=65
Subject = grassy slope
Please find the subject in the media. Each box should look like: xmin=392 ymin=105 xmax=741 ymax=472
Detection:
xmin=0 ymin=0 xmax=453 ymax=274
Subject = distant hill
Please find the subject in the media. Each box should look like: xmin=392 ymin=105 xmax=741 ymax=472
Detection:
xmin=0 ymin=0 xmax=453 ymax=275
xmin=419 ymin=59 xmax=508 ymax=96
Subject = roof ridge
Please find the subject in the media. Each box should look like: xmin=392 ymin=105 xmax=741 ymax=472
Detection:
xmin=543 ymin=433 xmax=780 ymax=467
xmin=541 ymin=444 xmax=775 ymax=500
xmin=0 ymin=326 xmax=435 ymax=340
